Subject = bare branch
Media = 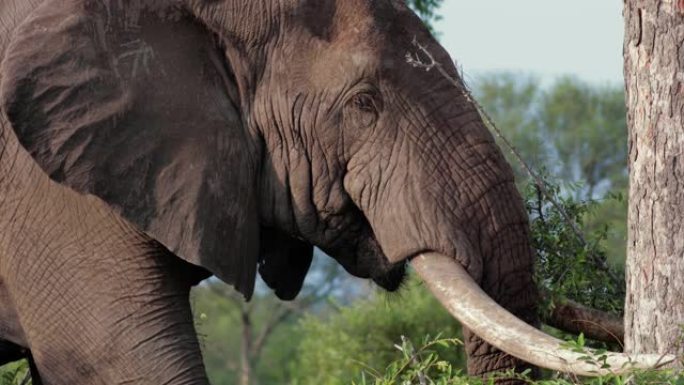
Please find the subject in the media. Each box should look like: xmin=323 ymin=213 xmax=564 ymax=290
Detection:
xmin=250 ymin=306 xmax=294 ymax=361
xmin=544 ymin=299 xmax=624 ymax=346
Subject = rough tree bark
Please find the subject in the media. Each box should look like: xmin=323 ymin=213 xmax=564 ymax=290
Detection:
xmin=624 ymin=0 xmax=684 ymax=356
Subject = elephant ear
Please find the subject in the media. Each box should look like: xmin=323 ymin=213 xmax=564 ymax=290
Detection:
xmin=0 ymin=0 xmax=262 ymax=297
xmin=258 ymin=229 xmax=314 ymax=301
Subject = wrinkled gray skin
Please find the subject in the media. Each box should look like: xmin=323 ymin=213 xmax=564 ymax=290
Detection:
xmin=0 ymin=0 xmax=538 ymax=383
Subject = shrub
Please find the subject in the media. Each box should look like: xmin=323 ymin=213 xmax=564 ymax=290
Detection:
xmin=289 ymin=277 xmax=465 ymax=385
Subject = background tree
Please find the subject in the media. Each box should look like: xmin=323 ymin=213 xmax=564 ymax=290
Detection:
xmin=193 ymin=254 xmax=356 ymax=385
xmin=475 ymin=75 xmax=628 ymax=198
xmin=475 ymin=74 xmax=629 ymax=269
xmin=624 ymin=0 xmax=684 ymax=356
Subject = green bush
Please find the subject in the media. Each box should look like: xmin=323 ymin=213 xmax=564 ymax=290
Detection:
xmin=192 ymin=282 xmax=306 ymax=385
xmin=356 ymin=335 xmax=683 ymax=385
xmin=525 ymin=174 xmax=626 ymax=316
xmin=0 ymin=360 xmax=29 ymax=385
xmin=289 ymin=277 xmax=465 ymax=385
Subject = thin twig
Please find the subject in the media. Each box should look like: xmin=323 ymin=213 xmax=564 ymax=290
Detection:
xmin=402 ymin=336 xmax=428 ymax=385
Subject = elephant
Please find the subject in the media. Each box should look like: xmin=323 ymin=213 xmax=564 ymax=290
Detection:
xmin=0 ymin=0 xmax=671 ymax=384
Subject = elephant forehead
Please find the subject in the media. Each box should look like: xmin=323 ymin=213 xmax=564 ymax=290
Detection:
xmin=288 ymin=0 xmax=387 ymax=41
xmin=315 ymin=10 xmax=384 ymax=76
xmin=307 ymin=42 xmax=379 ymax=86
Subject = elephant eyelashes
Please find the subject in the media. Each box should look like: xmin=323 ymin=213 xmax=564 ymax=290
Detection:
xmin=346 ymin=91 xmax=380 ymax=128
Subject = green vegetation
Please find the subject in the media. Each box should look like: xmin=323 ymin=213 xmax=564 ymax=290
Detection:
xmin=475 ymin=74 xmax=628 ymax=196
xmin=289 ymin=277 xmax=465 ymax=385
xmin=474 ymin=74 xmax=629 ymax=318
xmin=526 ymin=176 xmax=625 ymax=316
xmin=475 ymin=74 xmax=629 ymax=269
xmin=0 ymin=361 xmax=28 ymax=385
xmin=192 ymin=280 xmax=305 ymax=385
xmin=354 ymin=335 xmax=682 ymax=385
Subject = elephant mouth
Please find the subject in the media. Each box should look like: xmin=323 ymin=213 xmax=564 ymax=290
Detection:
xmin=370 ymin=261 xmax=406 ymax=291
xmin=411 ymin=251 xmax=676 ymax=376
xmin=325 ymin=238 xmax=406 ymax=290
xmin=322 ymin=217 xmax=408 ymax=291
xmin=350 ymin=234 xmax=408 ymax=291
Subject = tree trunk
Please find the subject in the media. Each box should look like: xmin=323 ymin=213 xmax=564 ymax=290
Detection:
xmin=624 ymin=0 xmax=684 ymax=356
xmin=240 ymin=306 xmax=252 ymax=385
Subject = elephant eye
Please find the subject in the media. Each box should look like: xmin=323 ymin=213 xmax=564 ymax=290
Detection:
xmin=346 ymin=91 xmax=381 ymax=129
xmin=351 ymin=93 xmax=376 ymax=112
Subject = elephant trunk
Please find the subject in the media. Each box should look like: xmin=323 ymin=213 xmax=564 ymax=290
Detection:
xmin=465 ymin=190 xmax=542 ymax=377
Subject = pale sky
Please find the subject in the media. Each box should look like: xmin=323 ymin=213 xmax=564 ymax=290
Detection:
xmin=435 ymin=0 xmax=624 ymax=85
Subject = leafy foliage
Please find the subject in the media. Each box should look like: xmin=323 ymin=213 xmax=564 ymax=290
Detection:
xmin=475 ymin=74 xmax=628 ymax=199
xmin=357 ymin=335 xmax=683 ymax=385
xmin=289 ymin=277 xmax=465 ymax=385
xmin=476 ymin=74 xmax=629 ymax=340
xmin=525 ymin=174 xmax=625 ymax=315
xmin=193 ymin=280 xmax=309 ymax=385
xmin=354 ymin=336 xmax=467 ymax=385
xmin=192 ymin=253 xmax=356 ymax=385
xmin=475 ymin=74 xmax=629 ymax=269
xmin=0 ymin=360 xmax=29 ymax=385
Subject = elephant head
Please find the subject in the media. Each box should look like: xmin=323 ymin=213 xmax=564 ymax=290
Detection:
xmin=0 ymin=0 xmax=671 ymax=379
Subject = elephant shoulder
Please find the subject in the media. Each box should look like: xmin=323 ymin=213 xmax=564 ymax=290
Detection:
xmin=0 ymin=1 xmax=263 ymax=298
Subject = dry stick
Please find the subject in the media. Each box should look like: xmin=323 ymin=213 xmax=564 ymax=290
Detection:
xmin=406 ymin=38 xmax=619 ymax=283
